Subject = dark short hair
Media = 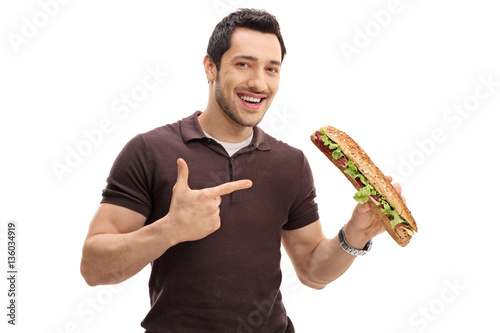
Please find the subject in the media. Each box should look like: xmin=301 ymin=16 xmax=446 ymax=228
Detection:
xmin=207 ymin=9 xmax=287 ymax=70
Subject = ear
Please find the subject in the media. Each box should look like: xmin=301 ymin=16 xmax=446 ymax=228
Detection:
xmin=203 ymin=55 xmax=216 ymax=83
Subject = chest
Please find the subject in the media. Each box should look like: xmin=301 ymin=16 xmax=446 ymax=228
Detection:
xmin=147 ymin=142 xmax=300 ymax=227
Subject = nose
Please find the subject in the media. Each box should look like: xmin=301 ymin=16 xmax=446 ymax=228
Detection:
xmin=247 ymin=69 xmax=267 ymax=93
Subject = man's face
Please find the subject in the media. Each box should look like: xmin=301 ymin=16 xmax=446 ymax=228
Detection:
xmin=213 ymin=28 xmax=282 ymax=128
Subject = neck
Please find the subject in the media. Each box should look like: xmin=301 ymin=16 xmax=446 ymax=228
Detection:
xmin=198 ymin=100 xmax=253 ymax=143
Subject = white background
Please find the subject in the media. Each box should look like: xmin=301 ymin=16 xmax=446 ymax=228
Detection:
xmin=1 ymin=0 xmax=499 ymax=332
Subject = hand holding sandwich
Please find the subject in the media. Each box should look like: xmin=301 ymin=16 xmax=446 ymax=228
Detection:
xmin=311 ymin=126 xmax=418 ymax=247
xmin=344 ymin=176 xmax=403 ymax=249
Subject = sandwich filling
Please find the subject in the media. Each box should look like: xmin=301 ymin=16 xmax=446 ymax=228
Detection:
xmin=315 ymin=128 xmax=415 ymax=235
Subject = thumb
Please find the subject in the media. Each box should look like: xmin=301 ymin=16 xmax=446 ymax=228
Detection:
xmin=175 ymin=158 xmax=190 ymax=190
xmin=354 ymin=202 xmax=372 ymax=216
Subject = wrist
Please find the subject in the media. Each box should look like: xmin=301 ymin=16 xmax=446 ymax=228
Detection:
xmin=338 ymin=224 xmax=372 ymax=256
xmin=156 ymin=215 xmax=181 ymax=247
xmin=343 ymin=223 xmax=371 ymax=250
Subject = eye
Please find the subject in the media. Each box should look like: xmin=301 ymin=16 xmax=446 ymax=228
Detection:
xmin=236 ymin=62 xmax=249 ymax=68
xmin=267 ymin=67 xmax=279 ymax=74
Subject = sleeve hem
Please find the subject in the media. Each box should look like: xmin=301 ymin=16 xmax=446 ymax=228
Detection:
xmin=282 ymin=213 xmax=320 ymax=230
xmin=100 ymin=197 xmax=150 ymax=219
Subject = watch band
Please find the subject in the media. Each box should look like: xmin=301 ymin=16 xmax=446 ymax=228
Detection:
xmin=338 ymin=225 xmax=372 ymax=256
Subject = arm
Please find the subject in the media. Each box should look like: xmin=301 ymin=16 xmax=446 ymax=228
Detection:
xmin=81 ymin=158 xmax=252 ymax=286
xmin=282 ymin=179 xmax=402 ymax=290
xmin=282 ymin=217 xmax=374 ymax=290
xmin=80 ymin=203 xmax=175 ymax=286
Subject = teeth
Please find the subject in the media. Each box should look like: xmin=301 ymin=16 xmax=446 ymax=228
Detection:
xmin=239 ymin=94 xmax=261 ymax=103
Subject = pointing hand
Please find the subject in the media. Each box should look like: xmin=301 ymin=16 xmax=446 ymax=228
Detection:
xmin=166 ymin=158 xmax=252 ymax=244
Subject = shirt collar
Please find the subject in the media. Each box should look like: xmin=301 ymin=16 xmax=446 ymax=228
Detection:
xmin=180 ymin=111 xmax=270 ymax=151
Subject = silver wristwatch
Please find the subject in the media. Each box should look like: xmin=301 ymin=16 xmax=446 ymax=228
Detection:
xmin=338 ymin=225 xmax=372 ymax=256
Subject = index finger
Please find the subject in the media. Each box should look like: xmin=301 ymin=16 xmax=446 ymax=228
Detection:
xmin=393 ymin=182 xmax=402 ymax=196
xmin=384 ymin=175 xmax=402 ymax=193
xmin=205 ymin=179 xmax=253 ymax=197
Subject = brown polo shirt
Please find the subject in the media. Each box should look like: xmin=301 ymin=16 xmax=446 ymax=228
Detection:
xmin=101 ymin=111 xmax=319 ymax=332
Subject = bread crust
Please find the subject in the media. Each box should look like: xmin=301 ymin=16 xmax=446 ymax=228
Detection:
xmin=310 ymin=127 xmax=417 ymax=247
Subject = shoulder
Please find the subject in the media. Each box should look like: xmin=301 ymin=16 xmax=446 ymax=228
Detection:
xmin=138 ymin=119 xmax=182 ymax=143
xmin=254 ymin=129 xmax=311 ymax=182
xmin=260 ymin=128 xmax=306 ymax=162
xmin=137 ymin=111 xmax=202 ymax=147
xmin=113 ymin=118 xmax=184 ymax=168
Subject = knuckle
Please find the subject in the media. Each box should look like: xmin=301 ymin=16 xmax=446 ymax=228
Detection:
xmin=199 ymin=191 xmax=212 ymax=201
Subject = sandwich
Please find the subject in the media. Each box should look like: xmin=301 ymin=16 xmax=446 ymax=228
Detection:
xmin=311 ymin=126 xmax=418 ymax=247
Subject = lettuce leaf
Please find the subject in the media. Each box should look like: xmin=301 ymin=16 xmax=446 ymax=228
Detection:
xmin=344 ymin=160 xmax=369 ymax=186
xmin=353 ymin=185 xmax=378 ymax=203
xmin=381 ymin=201 xmax=406 ymax=229
xmin=332 ymin=149 xmax=345 ymax=160
xmin=319 ymin=127 xmax=345 ymax=160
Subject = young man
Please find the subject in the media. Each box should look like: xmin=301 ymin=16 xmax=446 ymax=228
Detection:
xmin=80 ymin=9 xmax=400 ymax=332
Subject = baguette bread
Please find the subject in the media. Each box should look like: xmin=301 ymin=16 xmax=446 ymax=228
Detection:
xmin=311 ymin=126 xmax=417 ymax=247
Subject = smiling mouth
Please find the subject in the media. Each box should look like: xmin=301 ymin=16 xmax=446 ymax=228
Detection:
xmin=238 ymin=93 xmax=264 ymax=104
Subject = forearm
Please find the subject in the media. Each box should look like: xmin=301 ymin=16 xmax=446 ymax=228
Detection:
xmin=81 ymin=217 xmax=175 ymax=286
xmin=299 ymin=236 xmax=353 ymax=289
xmin=301 ymin=224 xmax=372 ymax=289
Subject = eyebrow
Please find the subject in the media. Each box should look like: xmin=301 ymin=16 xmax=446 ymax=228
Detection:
xmin=234 ymin=55 xmax=281 ymax=66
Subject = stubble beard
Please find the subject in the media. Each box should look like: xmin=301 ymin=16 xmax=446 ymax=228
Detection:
xmin=214 ymin=73 xmax=269 ymax=128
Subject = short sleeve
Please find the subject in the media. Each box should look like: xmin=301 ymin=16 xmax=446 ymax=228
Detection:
xmin=101 ymin=134 xmax=152 ymax=218
xmin=282 ymin=154 xmax=319 ymax=230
